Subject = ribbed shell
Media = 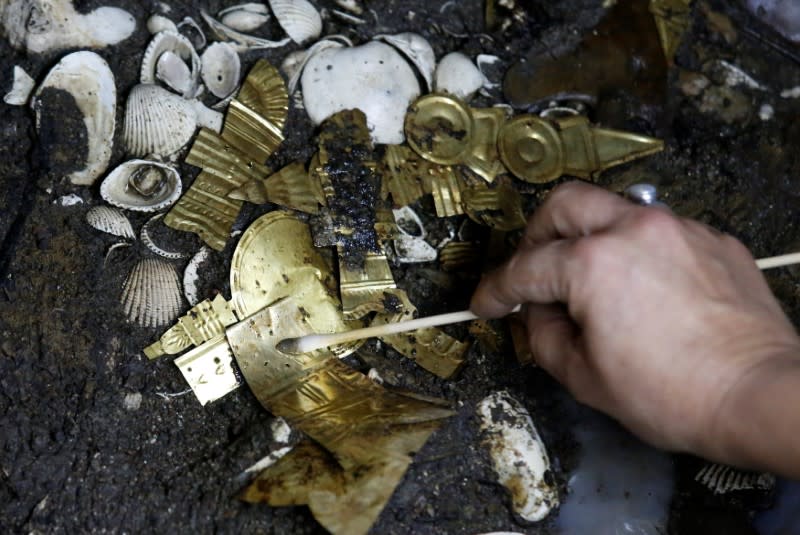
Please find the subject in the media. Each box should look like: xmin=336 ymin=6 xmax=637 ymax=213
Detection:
xmin=121 ymin=258 xmax=183 ymax=328
xmin=268 ymin=0 xmax=322 ymax=44
xmin=140 ymin=214 xmax=188 ymax=260
xmin=201 ymin=42 xmax=241 ymax=98
xmin=123 ymin=84 xmax=198 ymax=158
xmin=695 ymin=463 xmax=776 ymax=495
xmin=100 ymin=159 xmax=182 ymax=212
xmin=140 ymin=31 xmax=201 ymax=98
xmin=85 ymin=206 xmax=135 ymax=239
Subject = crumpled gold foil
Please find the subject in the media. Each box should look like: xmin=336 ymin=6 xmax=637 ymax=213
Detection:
xmin=227 ymin=161 xmax=326 ymax=214
xmin=380 ymin=145 xmax=428 ymax=207
xmin=337 ymin=247 xmax=403 ymax=319
xmin=439 ymin=241 xmax=482 ymax=272
xmin=649 ymin=0 xmax=693 ymax=63
xmin=462 ymin=182 xmax=526 ymax=231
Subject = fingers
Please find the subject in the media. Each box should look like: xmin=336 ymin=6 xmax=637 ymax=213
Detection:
xmin=522 ymin=181 xmax=633 ymax=246
xmin=470 ymin=240 xmax=575 ymax=318
xmin=523 ymin=304 xmax=584 ymax=386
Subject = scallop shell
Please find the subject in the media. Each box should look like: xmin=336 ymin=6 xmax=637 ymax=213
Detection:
xmin=2 ymin=0 xmax=135 ymax=54
xmin=301 ymin=41 xmax=421 ymax=144
xmin=434 ymin=52 xmax=488 ymax=102
xmin=219 ymin=3 xmax=270 ymax=32
xmin=477 ymin=391 xmax=559 ymax=522
xmin=147 ymin=14 xmax=178 ymax=34
xmin=85 ymin=206 xmax=135 ymax=239
xmin=140 ymin=31 xmax=201 ymax=98
xmin=100 ymin=160 xmax=182 ymax=212
xmin=268 ymin=0 xmax=322 ymax=45
xmin=695 ymin=463 xmax=776 ymax=495
xmin=374 ymin=33 xmax=435 ymax=90
xmin=201 ymin=42 xmax=241 ymax=99
xmin=123 ymin=84 xmax=222 ymax=159
xmin=32 ymin=51 xmax=116 ymax=186
xmin=4 ymin=65 xmax=35 ymax=106
xmin=121 ymin=258 xmax=183 ymax=328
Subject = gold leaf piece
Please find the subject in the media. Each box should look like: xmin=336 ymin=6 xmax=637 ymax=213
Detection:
xmin=461 ymin=107 xmax=509 ymax=183
xmin=381 ymin=145 xmax=427 ymax=207
xmin=338 ymin=247 xmax=400 ymax=319
xmin=426 ymin=165 xmax=464 ymax=217
xmin=374 ymin=289 xmax=469 ymax=379
xmin=405 ymin=94 xmax=473 ymax=165
xmin=498 ymin=115 xmax=664 ymax=183
xmin=174 ymin=335 xmax=243 ymax=405
xmin=649 ymin=0 xmax=693 ymax=63
xmin=462 ymin=183 xmax=526 ymax=231
xmin=228 ymin=162 xmax=325 ymax=214
xmin=222 ymin=60 xmax=288 ymax=162
xmin=144 ymin=294 xmax=239 ymax=359
xmin=469 ymin=320 xmax=503 ymax=353
xmin=440 ymin=241 xmax=481 ymax=272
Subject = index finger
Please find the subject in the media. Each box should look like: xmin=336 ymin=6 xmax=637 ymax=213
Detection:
xmin=522 ymin=181 xmax=633 ymax=246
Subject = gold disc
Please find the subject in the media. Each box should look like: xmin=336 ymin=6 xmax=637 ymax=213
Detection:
xmin=404 ymin=94 xmax=473 ymax=165
xmin=498 ymin=115 xmax=565 ymax=183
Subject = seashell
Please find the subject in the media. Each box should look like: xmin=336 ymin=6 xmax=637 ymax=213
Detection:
xmin=268 ymin=0 xmax=322 ymax=45
xmin=695 ymin=463 xmax=776 ymax=496
xmin=334 ymin=0 xmax=363 ymax=14
xmin=374 ymin=33 xmax=436 ymax=90
xmin=282 ymin=38 xmax=345 ymax=94
xmin=123 ymin=84 xmax=222 ymax=159
xmin=200 ymin=10 xmax=291 ymax=53
xmin=183 ymin=246 xmax=212 ymax=306
xmin=4 ymin=65 xmax=35 ymax=106
xmin=141 ymin=31 xmax=201 ymax=98
xmin=1 ymin=0 xmax=135 ymax=54
xmin=100 ymin=160 xmax=182 ymax=212
xmin=477 ymin=391 xmax=559 ymax=522
xmin=301 ymin=41 xmax=421 ymax=144
xmin=120 ymin=258 xmax=183 ymax=328
xmin=141 ymin=214 xmax=189 ymax=260
xmin=201 ymin=42 xmax=242 ymax=99
xmin=55 ymin=194 xmax=84 ymax=207
xmin=392 ymin=206 xmax=436 ymax=263
xmin=434 ymin=52 xmax=488 ymax=102
xmin=219 ymin=3 xmax=270 ymax=32
xmin=147 ymin=14 xmax=177 ymax=34
xmin=85 ymin=206 xmax=135 ymax=239
xmin=32 ymin=51 xmax=116 ymax=186
xmin=177 ymin=16 xmax=207 ymax=50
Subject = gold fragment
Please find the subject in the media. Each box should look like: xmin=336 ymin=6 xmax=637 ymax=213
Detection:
xmin=174 ymin=335 xmax=243 ymax=405
xmin=649 ymin=0 xmax=693 ymax=63
xmin=463 ymin=183 xmax=526 ymax=231
xmin=222 ymin=60 xmax=288 ymax=162
xmin=426 ymin=165 xmax=464 ymax=217
xmin=508 ymin=314 xmax=535 ymax=365
xmin=144 ymin=294 xmax=239 ymax=359
xmin=374 ymin=289 xmax=469 ymax=379
xmin=380 ymin=145 xmax=427 ymax=207
xmin=165 ymin=128 xmax=271 ymax=250
xmin=405 ymin=94 xmax=510 ymax=183
xmin=374 ymin=208 xmax=398 ymax=242
xmin=338 ymin=247 xmax=401 ymax=319
xmin=498 ymin=115 xmax=664 ymax=183
xmin=440 ymin=241 xmax=481 ymax=272
xmin=469 ymin=320 xmax=503 ymax=353
xmin=228 ymin=162 xmax=326 ymax=214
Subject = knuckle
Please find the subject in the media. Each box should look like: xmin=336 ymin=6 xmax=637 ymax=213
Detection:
xmin=546 ymin=181 xmax=585 ymax=206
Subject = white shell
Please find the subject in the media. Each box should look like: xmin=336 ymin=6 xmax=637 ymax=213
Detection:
xmin=121 ymin=258 xmax=183 ymax=328
xmin=374 ymin=33 xmax=436 ymax=90
xmin=392 ymin=206 xmax=437 ymax=263
xmin=268 ymin=0 xmax=322 ymax=44
xmin=86 ymin=206 xmax=135 ymax=239
xmin=219 ymin=3 xmax=270 ymax=32
xmin=32 ymin=51 xmax=116 ymax=186
xmin=282 ymin=39 xmax=345 ymax=94
xmin=201 ymin=42 xmax=242 ymax=99
xmin=1 ymin=0 xmax=135 ymax=54
xmin=4 ymin=65 xmax=35 ymax=106
xmin=434 ymin=52 xmax=488 ymax=102
xmin=141 ymin=31 xmax=201 ymax=98
xmin=141 ymin=214 xmax=189 ymax=260
xmin=147 ymin=14 xmax=177 ymax=34
xmin=301 ymin=41 xmax=421 ymax=144
xmin=100 ymin=160 xmax=182 ymax=212
xmin=477 ymin=391 xmax=559 ymax=522
xmin=183 ymin=246 xmax=212 ymax=306
xmin=123 ymin=84 xmax=222 ymax=159
xmin=200 ymin=10 xmax=291 ymax=53
xmin=695 ymin=463 xmax=776 ymax=495
xmin=177 ymin=16 xmax=207 ymax=51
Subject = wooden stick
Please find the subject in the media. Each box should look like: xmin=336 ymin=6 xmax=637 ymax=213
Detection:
xmin=279 ymin=252 xmax=800 ymax=354
xmin=756 ymin=252 xmax=800 ymax=270
xmin=278 ymin=305 xmax=521 ymax=354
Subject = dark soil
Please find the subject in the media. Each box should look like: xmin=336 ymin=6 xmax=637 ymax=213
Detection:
xmin=1 ymin=0 xmax=799 ymax=533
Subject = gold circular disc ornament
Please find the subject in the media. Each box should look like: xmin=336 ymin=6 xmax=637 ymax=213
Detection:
xmin=404 ymin=94 xmax=473 ymax=165
xmin=498 ymin=116 xmax=565 ymax=183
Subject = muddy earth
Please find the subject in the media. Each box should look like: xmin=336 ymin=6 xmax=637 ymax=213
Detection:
xmin=1 ymin=0 xmax=799 ymax=533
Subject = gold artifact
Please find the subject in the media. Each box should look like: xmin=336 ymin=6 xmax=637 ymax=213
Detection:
xmin=462 ymin=182 xmax=526 ymax=230
xmin=650 ymin=0 xmax=693 ymax=63
xmin=337 ymin=248 xmax=402 ymax=319
xmin=227 ymin=161 xmax=326 ymax=214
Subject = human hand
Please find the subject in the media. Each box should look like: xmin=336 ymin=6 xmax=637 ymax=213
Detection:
xmin=471 ymin=181 xmax=800 ymax=474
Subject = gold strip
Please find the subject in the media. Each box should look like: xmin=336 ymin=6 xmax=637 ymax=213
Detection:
xmin=235 ymin=59 xmax=289 ymax=131
xmin=426 ymin=165 xmax=464 ymax=217
xmin=440 ymin=241 xmax=481 ymax=272
xmin=222 ymin=100 xmax=285 ymax=163
xmin=381 ymin=145 xmax=427 ymax=207
xmin=338 ymin=248 xmax=398 ymax=319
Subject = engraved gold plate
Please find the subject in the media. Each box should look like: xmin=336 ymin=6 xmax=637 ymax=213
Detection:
xmin=338 ymin=248 xmax=400 ymax=319
xmin=174 ymin=335 xmax=243 ymax=405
